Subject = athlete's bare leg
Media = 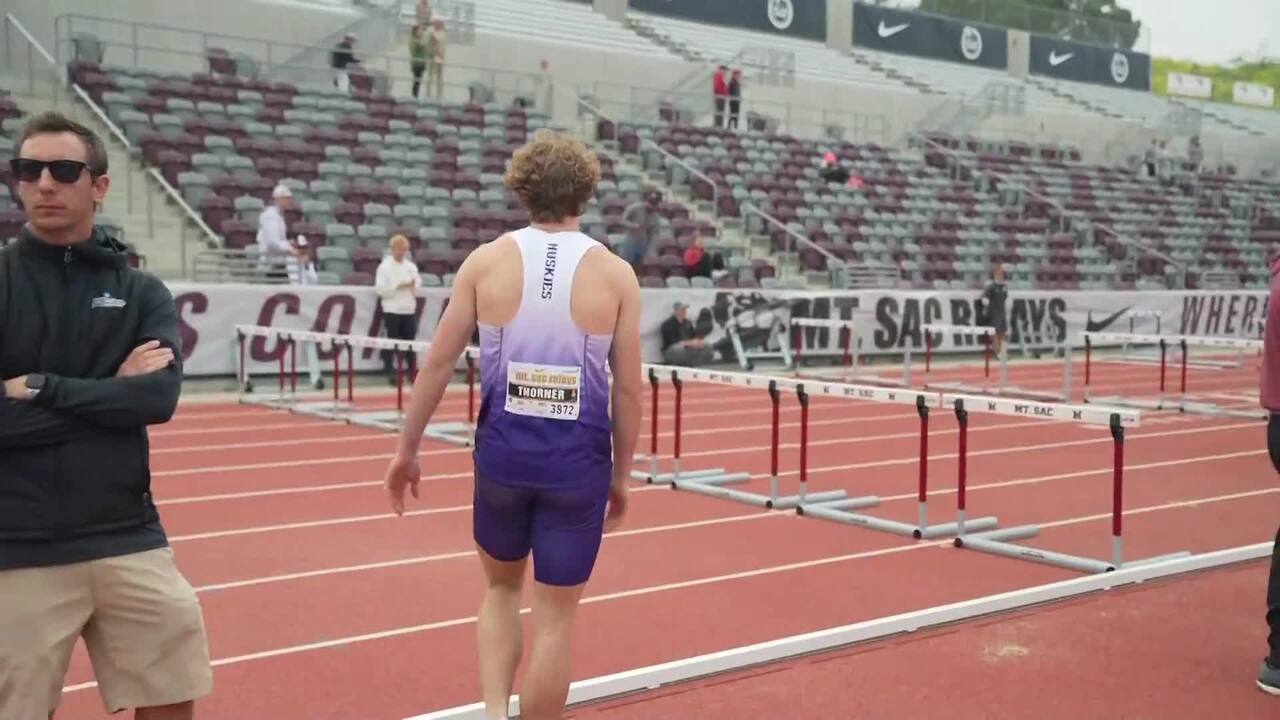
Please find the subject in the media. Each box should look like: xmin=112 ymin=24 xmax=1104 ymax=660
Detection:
xmin=476 ymin=546 xmax=527 ymax=719
xmin=519 ymin=581 xmax=587 ymax=720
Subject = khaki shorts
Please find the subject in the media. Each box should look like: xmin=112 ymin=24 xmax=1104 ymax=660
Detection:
xmin=0 ymin=547 xmax=213 ymax=718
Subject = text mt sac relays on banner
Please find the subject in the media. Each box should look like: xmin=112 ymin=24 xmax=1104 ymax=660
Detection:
xmin=165 ymin=283 xmax=1266 ymax=376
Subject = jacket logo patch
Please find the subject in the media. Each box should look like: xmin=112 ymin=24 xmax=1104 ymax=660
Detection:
xmin=91 ymin=292 xmax=127 ymax=310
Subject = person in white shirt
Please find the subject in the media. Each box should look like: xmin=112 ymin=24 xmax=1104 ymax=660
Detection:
xmin=288 ymin=237 xmax=324 ymax=390
xmin=256 ymin=184 xmax=298 ymax=281
xmin=375 ymin=234 xmax=422 ymax=384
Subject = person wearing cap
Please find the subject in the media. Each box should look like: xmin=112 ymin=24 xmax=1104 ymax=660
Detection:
xmin=288 ymin=236 xmax=324 ymax=390
xmin=619 ymin=186 xmax=666 ymax=270
xmin=660 ymin=301 xmax=714 ymax=366
xmin=256 ymin=184 xmax=298 ymax=282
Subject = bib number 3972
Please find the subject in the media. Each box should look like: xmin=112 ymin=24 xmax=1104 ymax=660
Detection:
xmin=505 ymin=361 xmax=581 ymax=421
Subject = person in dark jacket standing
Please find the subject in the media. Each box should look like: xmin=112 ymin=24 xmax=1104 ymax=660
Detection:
xmin=1257 ymin=249 xmax=1280 ymax=697
xmin=0 ymin=112 xmax=212 ymax=719
xmin=980 ymin=263 xmax=1009 ymax=357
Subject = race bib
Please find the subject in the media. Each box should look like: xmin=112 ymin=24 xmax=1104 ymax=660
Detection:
xmin=505 ymin=361 xmax=581 ymax=421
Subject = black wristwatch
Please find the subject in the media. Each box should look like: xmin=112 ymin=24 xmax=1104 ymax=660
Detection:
xmin=25 ymin=373 xmax=45 ymax=400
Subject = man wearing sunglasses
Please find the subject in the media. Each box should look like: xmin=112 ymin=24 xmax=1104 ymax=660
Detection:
xmin=0 ymin=112 xmax=212 ymax=719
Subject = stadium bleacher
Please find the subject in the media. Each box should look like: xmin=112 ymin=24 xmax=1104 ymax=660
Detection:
xmin=70 ymin=58 xmax=779 ymax=287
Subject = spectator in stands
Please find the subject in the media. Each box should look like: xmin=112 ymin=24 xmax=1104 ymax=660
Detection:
xmin=409 ymin=24 xmax=428 ymax=99
xmin=376 ymin=234 xmax=422 ymax=385
xmin=1143 ymin=138 xmax=1158 ymax=178
xmin=727 ymin=69 xmax=742 ymax=129
xmin=1188 ymin=135 xmax=1204 ymax=173
xmin=330 ymin=34 xmax=358 ymax=94
xmin=661 ymin=302 xmax=715 ymax=366
xmin=683 ymin=232 xmax=724 ymax=279
xmin=288 ymin=237 xmax=324 ymax=390
xmin=620 ymin=186 xmax=665 ymax=270
xmin=980 ymin=263 xmax=1009 ymax=358
xmin=712 ymin=66 xmax=728 ymax=128
xmin=425 ymin=18 xmax=448 ymax=99
xmin=256 ymin=184 xmax=299 ymax=282
xmin=819 ymin=152 xmax=850 ymax=185
xmin=1258 ymin=247 xmax=1280 ymax=696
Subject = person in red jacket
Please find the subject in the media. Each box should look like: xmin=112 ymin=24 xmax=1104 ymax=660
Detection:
xmin=712 ymin=66 xmax=728 ymax=128
xmin=1259 ymin=249 xmax=1280 ymax=696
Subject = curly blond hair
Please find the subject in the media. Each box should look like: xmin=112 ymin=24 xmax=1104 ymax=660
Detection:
xmin=504 ymin=129 xmax=600 ymax=223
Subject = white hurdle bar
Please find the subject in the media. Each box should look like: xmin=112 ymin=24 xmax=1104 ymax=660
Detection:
xmin=789 ymin=316 xmax=913 ymax=387
xmin=1082 ymin=331 xmax=1265 ymax=419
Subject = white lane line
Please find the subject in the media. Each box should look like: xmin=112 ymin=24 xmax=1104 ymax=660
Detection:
xmin=60 ymin=484 xmax=1279 ymax=694
xmin=184 ymin=448 xmax=1263 ymax=593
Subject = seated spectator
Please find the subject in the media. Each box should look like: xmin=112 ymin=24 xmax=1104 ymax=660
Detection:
xmin=819 ymin=151 xmax=849 ymax=185
xmin=661 ymin=302 xmax=715 ymax=366
xmin=683 ymin=233 xmax=725 ymax=279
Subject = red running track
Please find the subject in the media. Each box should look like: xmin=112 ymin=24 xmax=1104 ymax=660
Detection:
xmin=54 ymin=357 xmax=1277 ymax=719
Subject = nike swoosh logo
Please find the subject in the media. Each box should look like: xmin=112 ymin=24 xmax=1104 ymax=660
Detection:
xmin=878 ymin=21 xmax=909 ymax=38
xmin=1049 ymin=51 xmax=1074 ymax=66
xmin=1085 ymin=306 xmax=1132 ymax=333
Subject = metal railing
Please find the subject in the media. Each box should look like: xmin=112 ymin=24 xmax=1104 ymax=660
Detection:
xmin=53 ymin=13 xmax=544 ymax=112
xmin=569 ymin=88 xmax=720 ymax=215
xmin=578 ymin=80 xmax=891 ymax=145
xmin=193 ymin=249 xmax=292 ymax=284
xmin=148 ymin=168 xmax=223 ymax=276
xmin=2 ymin=11 xmax=61 ymax=99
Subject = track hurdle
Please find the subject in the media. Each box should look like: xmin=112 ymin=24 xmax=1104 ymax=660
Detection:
xmin=1082 ymin=331 xmax=1265 ymax=419
xmin=233 ymin=326 xmax=478 ymax=445
xmin=952 ymin=398 xmax=1189 ymax=573
xmin=920 ymin=323 xmax=1070 ymax=401
xmin=631 ymin=368 xmax=743 ymax=486
xmin=789 ymin=317 xmax=913 ymax=387
xmin=1116 ymin=310 xmax=1165 ymax=364
xmin=649 ymin=366 xmax=995 ymax=538
xmin=640 ymin=365 xmax=841 ymax=508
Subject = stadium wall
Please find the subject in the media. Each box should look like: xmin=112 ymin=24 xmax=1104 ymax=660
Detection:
xmin=170 ymin=283 xmax=1267 ymax=377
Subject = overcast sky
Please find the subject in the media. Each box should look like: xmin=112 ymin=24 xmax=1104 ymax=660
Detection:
xmin=1117 ymin=0 xmax=1279 ymax=64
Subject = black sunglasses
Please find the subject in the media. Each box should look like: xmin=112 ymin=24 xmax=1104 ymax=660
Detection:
xmin=9 ymin=158 xmax=91 ymax=184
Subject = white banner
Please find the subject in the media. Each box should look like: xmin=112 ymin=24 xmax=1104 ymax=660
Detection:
xmin=1167 ymin=71 xmax=1212 ymax=99
xmin=164 ymin=283 xmax=1269 ymax=377
xmin=1233 ymin=81 xmax=1275 ymax=108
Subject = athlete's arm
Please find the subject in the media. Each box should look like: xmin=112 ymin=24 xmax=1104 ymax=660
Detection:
xmin=384 ymin=244 xmax=486 ymax=515
xmin=605 ymin=258 xmax=643 ymax=530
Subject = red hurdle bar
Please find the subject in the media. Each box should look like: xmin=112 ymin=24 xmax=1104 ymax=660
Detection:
xmin=916 ymin=394 xmax=930 ymax=533
xmin=671 ymin=370 xmax=684 ymax=479
xmin=345 ymin=342 xmax=354 ymax=403
xmin=1178 ymin=338 xmax=1188 ymax=405
xmin=954 ymin=399 xmax=969 ymax=534
xmin=277 ymin=339 xmax=285 ymax=396
xmin=395 ymin=348 xmax=405 ymax=414
xmin=768 ymin=380 xmax=781 ymax=500
xmin=797 ymin=384 xmax=809 ymax=503
xmin=289 ymin=337 xmax=298 ymax=396
xmin=332 ymin=340 xmax=341 ymax=405
xmin=1111 ymin=414 xmax=1125 ymax=567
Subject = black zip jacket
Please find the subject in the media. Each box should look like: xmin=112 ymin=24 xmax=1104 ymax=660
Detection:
xmin=0 ymin=225 xmax=180 ymax=569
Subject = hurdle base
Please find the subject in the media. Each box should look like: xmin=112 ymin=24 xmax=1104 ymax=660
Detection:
xmin=1087 ymin=394 xmax=1167 ymax=411
xmin=766 ymin=490 xmax=847 ymax=511
xmin=290 ymin=400 xmax=358 ymax=418
xmin=917 ymin=515 xmax=999 ymax=540
xmin=422 ymin=421 xmax=474 ymax=447
xmin=1178 ymin=400 xmax=1266 ymax=420
xmin=240 ymin=392 xmax=296 ymax=409
xmin=673 ymin=476 xmax=834 ymax=510
xmin=955 ymin=525 xmax=1116 ymax=574
xmin=347 ymin=409 xmax=405 ymax=432
xmin=641 ymin=468 xmax=731 ymax=486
